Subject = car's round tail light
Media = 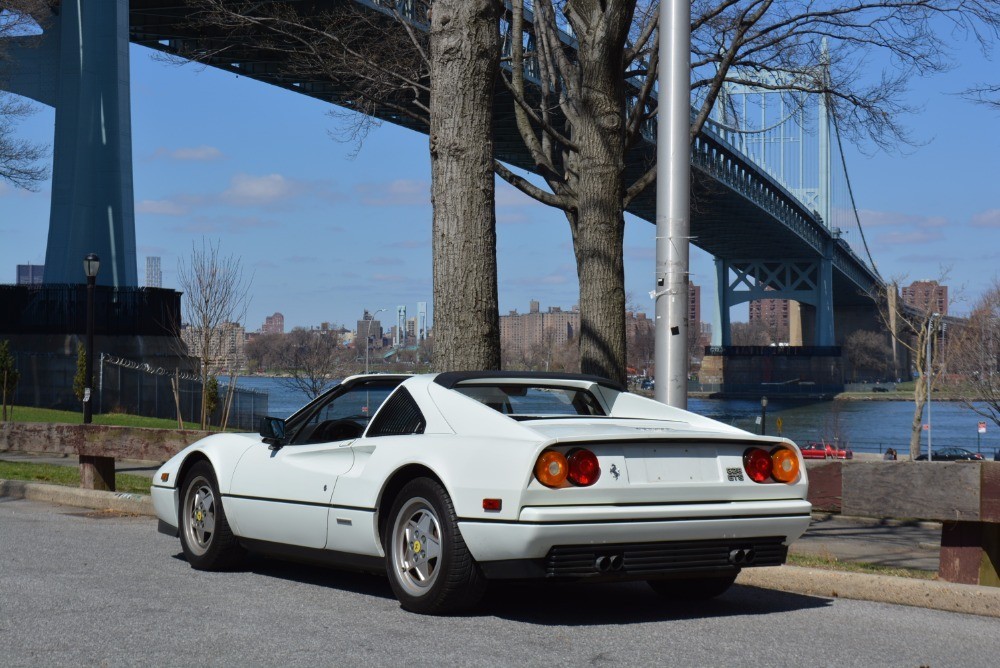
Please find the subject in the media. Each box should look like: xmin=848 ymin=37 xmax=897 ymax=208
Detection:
xmin=743 ymin=448 xmax=772 ymax=483
xmin=567 ymin=449 xmax=601 ymax=486
xmin=771 ymin=446 xmax=800 ymax=483
xmin=535 ymin=450 xmax=569 ymax=487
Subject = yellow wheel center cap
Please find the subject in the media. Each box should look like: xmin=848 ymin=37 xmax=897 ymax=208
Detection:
xmin=195 ymin=510 xmax=204 ymax=522
xmin=412 ymin=539 xmax=422 ymax=553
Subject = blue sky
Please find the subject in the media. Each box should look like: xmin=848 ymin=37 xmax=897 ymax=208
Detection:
xmin=1 ymin=37 xmax=997 ymax=331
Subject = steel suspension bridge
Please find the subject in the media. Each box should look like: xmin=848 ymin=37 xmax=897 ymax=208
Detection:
xmin=1 ymin=0 xmax=883 ymax=350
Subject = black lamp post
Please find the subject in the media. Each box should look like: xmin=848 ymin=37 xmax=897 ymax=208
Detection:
xmin=760 ymin=395 xmax=768 ymax=436
xmin=83 ymin=253 xmax=100 ymax=424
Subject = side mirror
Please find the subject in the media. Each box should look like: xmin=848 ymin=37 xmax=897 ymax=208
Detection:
xmin=260 ymin=416 xmax=287 ymax=449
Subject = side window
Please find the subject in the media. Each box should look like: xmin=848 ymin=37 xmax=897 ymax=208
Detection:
xmin=291 ymin=382 xmax=396 ymax=444
xmin=366 ymin=388 xmax=426 ymax=437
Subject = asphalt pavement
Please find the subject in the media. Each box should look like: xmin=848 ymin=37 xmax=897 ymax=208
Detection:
xmin=2 ymin=496 xmax=999 ymax=667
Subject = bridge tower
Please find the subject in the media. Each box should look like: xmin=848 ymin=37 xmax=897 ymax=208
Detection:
xmin=2 ymin=0 xmax=137 ymax=287
xmin=709 ymin=53 xmax=836 ymax=348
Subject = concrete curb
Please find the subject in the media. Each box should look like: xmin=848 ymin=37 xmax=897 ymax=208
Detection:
xmin=0 ymin=479 xmax=154 ymax=516
xmin=2 ymin=479 xmax=998 ymax=618
xmin=738 ymin=566 xmax=1000 ymax=618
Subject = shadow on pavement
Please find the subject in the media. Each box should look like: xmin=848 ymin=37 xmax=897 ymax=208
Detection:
xmin=170 ymin=551 xmax=397 ymax=600
xmin=482 ymin=580 xmax=831 ymax=625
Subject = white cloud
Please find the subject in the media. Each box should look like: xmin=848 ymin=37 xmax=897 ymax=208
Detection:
xmin=859 ymin=209 xmax=949 ymax=230
xmin=137 ymin=199 xmax=187 ymax=216
xmin=222 ymin=173 xmax=297 ymax=206
xmin=357 ymin=179 xmax=430 ymax=206
xmin=171 ymin=145 xmax=223 ymax=161
xmin=971 ymin=209 xmax=1000 ymax=228
xmin=876 ymin=230 xmax=943 ymax=245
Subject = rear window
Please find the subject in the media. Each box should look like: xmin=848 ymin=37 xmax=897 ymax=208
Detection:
xmin=454 ymin=384 xmax=606 ymax=417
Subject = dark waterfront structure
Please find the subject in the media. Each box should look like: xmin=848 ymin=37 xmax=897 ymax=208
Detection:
xmin=0 ymin=284 xmax=191 ymax=408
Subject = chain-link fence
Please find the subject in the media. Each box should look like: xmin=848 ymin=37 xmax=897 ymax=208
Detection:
xmin=8 ymin=352 xmax=267 ymax=431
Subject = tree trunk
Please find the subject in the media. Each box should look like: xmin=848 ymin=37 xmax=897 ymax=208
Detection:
xmin=909 ymin=372 xmax=927 ymax=459
xmin=428 ymin=0 xmax=501 ymax=372
xmin=563 ymin=5 xmax=630 ymax=385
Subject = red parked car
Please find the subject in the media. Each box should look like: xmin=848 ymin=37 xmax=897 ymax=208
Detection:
xmin=801 ymin=441 xmax=853 ymax=460
xmin=801 ymin=442 xmax=835 ymax=459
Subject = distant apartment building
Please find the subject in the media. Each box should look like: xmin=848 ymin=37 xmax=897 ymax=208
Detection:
xmin=749 ymin=289 xmax=790 ymax=342
xmin=262 ymin=312 xmax=285 ymax=335
xmin=688 ymin=282 xmax=701 ymax=330
xmin=357 ymin=310 xmax=384 ymax=349
xmin=181 ymin=322 xmax=247 ymax=368
xmin=901 ymin=280 xmax=948 ymax=316
xmin=406 ymin=317 xmax=417 ymax=341
xmin=16 ymin=263 xmax=43 ymax=285
xmin=501 ymin=300 xmax=580 ymax=357
xmin=145 ymin=256 xmax=162 ymax=288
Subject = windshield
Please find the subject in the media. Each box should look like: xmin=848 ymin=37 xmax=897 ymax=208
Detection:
xmin=454 ymin=384 xmax=606 ymax=417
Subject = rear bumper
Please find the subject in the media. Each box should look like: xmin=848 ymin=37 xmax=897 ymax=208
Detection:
xmin=479 ymin=536 xmax=788 ymax=580
xmin=458 ymin=499 xmax=811 ymax=568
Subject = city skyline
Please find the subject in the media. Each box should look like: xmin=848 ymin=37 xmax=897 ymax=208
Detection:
xmin=1 ymin=36 xmax=997 ymax=331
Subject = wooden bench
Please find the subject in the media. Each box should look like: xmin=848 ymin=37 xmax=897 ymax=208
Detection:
xmin=0 ymin=423 xmax=205 ymax=491
xmin=807 ymin=460 xmax=1000 ymax=587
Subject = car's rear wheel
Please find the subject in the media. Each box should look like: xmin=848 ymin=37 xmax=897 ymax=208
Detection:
xmin=384 ymin=478 xmax=486 ymax=614
xmin=647 ymin=573 xmax=738 ymax=600
xmin=179 ymin=461 xmax=244 ymax=570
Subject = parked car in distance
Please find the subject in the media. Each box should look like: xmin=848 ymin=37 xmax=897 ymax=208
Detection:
xmin=800 ymin=443 xmax=834 ymax=459
xmin=871 ymin=386 xmax=890 ymax=393
xmin=914 ymin=447 xmax=985 ymax=461
xmin=801 ymin=441 xmax=853 ymax=460
xmin=151 ymin=371 xmax=811 ymax=614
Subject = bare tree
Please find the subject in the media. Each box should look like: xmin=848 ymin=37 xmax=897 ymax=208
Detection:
xmin=499 ymin=1 xmax=1000 ymax=385
xmin=278 ymin=327 xmax=354 ymax=400
xmin=844 ymin=329 xmax=893 ymax=381
xmin=0 ymin=0 xmax=50 ymax=189
xmin=952 ymin=280 xmax=1000 ymax=428
xmin=731 ymin=321 xmax=772 ymax=346
xmin=177 ymin=239 xmax=252 ymax=430
xmin=872 ymin=276 xmax=952 ymax=458
xmin=183 ymin=0 xmax=502 ymax=372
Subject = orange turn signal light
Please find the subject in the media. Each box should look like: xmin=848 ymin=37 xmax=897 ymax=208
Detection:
xmin=160 ymin=473 xmax=169 ymax=483
xmin=771 ymin=447 xmax=800 ymax=483
xmin=535 ymin=450 xmax=569 ymax=487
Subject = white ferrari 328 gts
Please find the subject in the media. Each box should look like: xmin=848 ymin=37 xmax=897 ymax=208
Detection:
xmin=152 ymin=372 xmax=811 ymax=614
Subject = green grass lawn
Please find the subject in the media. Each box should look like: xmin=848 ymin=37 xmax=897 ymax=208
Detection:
xmin=787 ymin=553 xmax=935 ymax=579
xmin=3 ymin=405 xmax=202 ymax=430
xmin=0 ymin=460 xmax=151 ymax=494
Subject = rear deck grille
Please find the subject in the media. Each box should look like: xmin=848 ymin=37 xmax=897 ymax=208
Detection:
xmin=544 ymin=537 xmax=787 ymax=578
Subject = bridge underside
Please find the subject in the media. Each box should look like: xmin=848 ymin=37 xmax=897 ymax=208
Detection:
xmin=128 ymin=0 xmax=878 ymax=314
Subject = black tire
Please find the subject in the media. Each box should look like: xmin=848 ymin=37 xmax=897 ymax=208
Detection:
xmin=179 ymin=461 xmax=245 ymax=570
xmin=647 ymin=573 xmax=738 ymax=600
xmin=384 ymin=478 xmax=486 ymax=614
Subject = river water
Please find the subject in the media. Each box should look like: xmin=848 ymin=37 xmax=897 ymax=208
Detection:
xmin=225 ymin=376 xmax=998 ymax=458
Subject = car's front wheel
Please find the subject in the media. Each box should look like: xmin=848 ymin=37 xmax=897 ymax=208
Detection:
xmin=179 ymin=461 xmax=244 ymax=570
xmin=384 ymin=478 xmax=486 ymax=614
xmin=647 ymin=573 xmax=738 ymax=600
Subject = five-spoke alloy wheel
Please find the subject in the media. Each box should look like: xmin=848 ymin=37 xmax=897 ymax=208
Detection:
xmin=179 ymin=461 xmax=244 ymax=570
xmin=385 ymin=478 xmax=485 ymax=614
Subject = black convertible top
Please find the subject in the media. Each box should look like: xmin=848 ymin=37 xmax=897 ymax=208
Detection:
xmin=432 ymin=370 xmax=626 ymax=392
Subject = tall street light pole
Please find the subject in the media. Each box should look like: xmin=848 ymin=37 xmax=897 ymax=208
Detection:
xmin=365 ymin=308 xmax=386 ymax=375
xmin=926 ymin=313 xmax=939 ymax=461
xmin=83 ymin=253 xmax=100 ymax=424
xmin=655 ymin=0 xmax=691 ymax=408
xmin=80 ymin=253 xmax=113 ymax=491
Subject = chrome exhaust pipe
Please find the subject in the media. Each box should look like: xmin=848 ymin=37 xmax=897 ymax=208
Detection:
xmin=595 ymin=556 xmax=611 ymax=572
xmin=609 ymin=554 xmax=624 ymax=571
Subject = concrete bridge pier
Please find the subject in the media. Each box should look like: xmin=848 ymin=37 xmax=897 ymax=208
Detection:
xmin=1 ymin=0 xmax=137 ymax=287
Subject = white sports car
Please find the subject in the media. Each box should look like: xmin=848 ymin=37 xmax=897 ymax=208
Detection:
xmin=152 ymin=372 xmax=811 ymax=614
